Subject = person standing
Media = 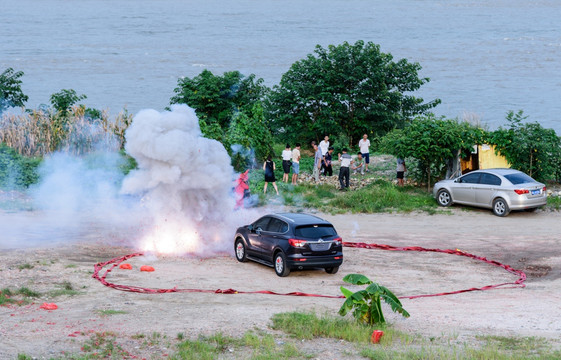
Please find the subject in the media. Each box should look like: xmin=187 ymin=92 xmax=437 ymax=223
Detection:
xmin=396 ymin=158 xmax=407 ymax=186
xmin=234 ymin=170 xmax=250 ymax=209
xmin=281 ymin=144 xmax=292 ymax=183
xmin=263 ymin=155 xmax=279 ymax=195
xmin=319 ymin=135 xmax=330 ymax=156
xmin=323 ymin=147 xmax=334 ymax=176
xmin=319 ymin=135 xmax=329 ymax=174
xmin=358 ymin=134 xmax=371 ymax=172
xmin=338 ymin=148 xmax=352 ymax=190
xmin=312 ymin=141 xmax=322 ymax=183
xmin=291 ymin=143 xmax=301 ymax=185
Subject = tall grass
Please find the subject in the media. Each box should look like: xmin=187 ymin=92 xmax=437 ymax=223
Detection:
xmin=326 ymin=180 xmax=437 ymax=213
xmin=0 ymin=107 xmax=132 ymax=156
xmin=270 ymin=312 xmax=414 ymax=345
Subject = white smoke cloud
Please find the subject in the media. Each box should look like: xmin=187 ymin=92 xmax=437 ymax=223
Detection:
xmin=0 ymin=147 xmax=145 ymax=248
xmin=120 ymin=104 xmax=251 ymax=256
xmin=0 ymin=104 xmax=262 ymax=255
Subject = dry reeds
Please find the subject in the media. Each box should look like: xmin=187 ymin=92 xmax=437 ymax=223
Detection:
xmin=0 ymin=107 xmax=132 ymax=157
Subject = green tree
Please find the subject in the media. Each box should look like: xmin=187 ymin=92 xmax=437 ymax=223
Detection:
xmin=226 ymin=103 xmax=274 ymax=171
xmin=490 ymin=110 xmax=561 ymax=182
xmin=170 ymin=70 xmax=269 ymax=142
xmin=0 ymin=68 xmax=29 ymax=112
xmin=267 ymin=40 xmax=440 ymax=146
xmin=379 ymin=114 xmax=486 ymax=190
xmin=50 ymin=89 xmax=87 ymax=113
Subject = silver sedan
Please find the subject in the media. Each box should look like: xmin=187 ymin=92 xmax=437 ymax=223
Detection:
xmin=433 ymin=168 xmax=547 ymax=216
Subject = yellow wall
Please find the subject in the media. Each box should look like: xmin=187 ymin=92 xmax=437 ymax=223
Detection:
xmin=478 ymin=144 xmax=510 ymax=169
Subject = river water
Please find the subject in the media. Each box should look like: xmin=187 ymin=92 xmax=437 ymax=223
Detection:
xmin=2 ymin=0 xmax=561 ymax=132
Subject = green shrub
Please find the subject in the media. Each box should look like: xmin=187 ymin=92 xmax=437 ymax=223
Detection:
xmin=0 ymin=143 xmax=41 ymax=188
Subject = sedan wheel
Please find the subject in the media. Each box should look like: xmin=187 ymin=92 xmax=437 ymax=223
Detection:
xmin=274 ymin=252 xmax=290 ymax=277
xmin=325 ymin=266 xmax=339 ymax=274
xmin=235 ymin=239 xmax=247 ymax=262
xmin=437 ymin=189 xmax=452 ymax=207
xmin=492 ymin=198 xmax=510 ymax=217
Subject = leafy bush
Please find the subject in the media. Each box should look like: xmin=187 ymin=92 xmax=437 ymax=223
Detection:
xmin=0 ymin=144 xmax=41 ymax=188
xmin=49 ymin=89 xmax=87 ymax=113
xmin=490 ymin=110 xmax=561 ymax=182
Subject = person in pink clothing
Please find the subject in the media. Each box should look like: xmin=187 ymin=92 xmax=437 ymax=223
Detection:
xmin=234 ymin=170 xmax=250 ymax=209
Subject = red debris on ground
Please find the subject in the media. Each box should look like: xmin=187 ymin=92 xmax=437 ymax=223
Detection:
xmin=371 ymin=330 xmax=384 ymax=343
xmin=40 ymin=303 xmax=58 ymax=310
xmin=119 ymin=263 xmax=133 ymax=270
xmin=140 ymin=265 xmax=155 ymax=272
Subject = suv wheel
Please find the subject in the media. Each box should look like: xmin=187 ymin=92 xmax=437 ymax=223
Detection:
xmin=274 ymin=251 xmax=290 ymax=277
xmin=436 ymin=189 xmax=452 ymax=207
xmin=325 ymin=266 xmax=339 ymax=274
xmin=492 ymin=198 xmax=510 ymax=217
xmin=235 ymin=239 xmax=248 ymax=262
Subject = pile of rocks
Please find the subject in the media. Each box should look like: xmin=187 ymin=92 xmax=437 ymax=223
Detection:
xmin=547 ymin=189 xmax=561 ymax=197
xmin=296 ymin=171 xmax=389 ymax=190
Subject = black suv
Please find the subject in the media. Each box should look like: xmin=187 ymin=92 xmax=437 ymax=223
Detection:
xmin=234 ymin=213 xmax=343 ymax=277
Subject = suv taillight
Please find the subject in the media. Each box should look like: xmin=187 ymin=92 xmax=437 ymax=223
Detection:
xmin=289 ymin=239 xmax=307 ymax=247
xmin=332 ymin=237 xmax=342 ymax=245
xmin=514 ymin=189 xmax=529 ymax=195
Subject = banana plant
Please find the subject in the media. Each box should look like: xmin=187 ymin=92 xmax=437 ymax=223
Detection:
xmin=339 ymin=273 xmax=410 ymax=325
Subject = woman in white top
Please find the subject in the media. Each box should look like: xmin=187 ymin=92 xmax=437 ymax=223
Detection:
xmin=319 ymin=136 xmax=329 ymax=157
xmin=319 ymin=136 xmax=329 ymax=175
xmin=281 ymin=144 xmax=292 ymax=183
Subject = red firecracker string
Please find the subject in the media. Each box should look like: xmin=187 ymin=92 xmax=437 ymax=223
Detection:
xmin=92 ymin=242 xmax=526 ymax=299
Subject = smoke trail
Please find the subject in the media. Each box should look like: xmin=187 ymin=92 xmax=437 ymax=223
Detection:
xmin=0 ymin=138 xmax=143 ymax=249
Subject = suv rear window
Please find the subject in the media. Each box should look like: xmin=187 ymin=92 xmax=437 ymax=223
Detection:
xmin=504 ymin=173 xmax=536 ymax=185
xmin=294 ymin=225 xmax=337 ymax=238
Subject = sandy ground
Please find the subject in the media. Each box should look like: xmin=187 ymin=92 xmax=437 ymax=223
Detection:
xmin=1 ymin=207 xmax=561 ymax=359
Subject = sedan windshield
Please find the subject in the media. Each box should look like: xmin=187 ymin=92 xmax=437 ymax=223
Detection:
xmin=294 ymin=225 xmax=337 ymax=238
xmin=504 ymin=173 xmax=536 ymax=185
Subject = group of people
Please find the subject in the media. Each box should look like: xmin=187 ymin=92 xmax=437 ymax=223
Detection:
xmin=262 ymin=133 xmax=407 ymax=194
xmin=263 ymin=143 xmax=302 ymax=194
xmin=313 ymin=134 xmax=372 ymax=190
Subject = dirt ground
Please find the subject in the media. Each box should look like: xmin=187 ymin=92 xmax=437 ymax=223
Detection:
xmin=1 ymin=207 xmax=561 ymax=359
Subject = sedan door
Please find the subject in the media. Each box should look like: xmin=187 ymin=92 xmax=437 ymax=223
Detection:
xmin=450 ymin=172 xmax=481 ymax=204
xmin=473 ymin=173 xmax=502 ymax=207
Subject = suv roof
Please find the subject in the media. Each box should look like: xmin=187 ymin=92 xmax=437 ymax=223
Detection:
xmin=274 ymin=213 xmax=331 ymax=225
